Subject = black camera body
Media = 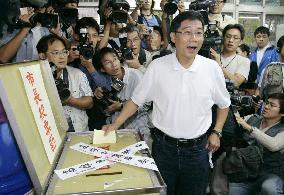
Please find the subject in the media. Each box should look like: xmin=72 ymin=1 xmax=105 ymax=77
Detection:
xmin=108 ymin=0 xmax=130 ymax=23
xmin=54 ymin=79 xmax=71 ymax=102
xmin=78 ymin=28 xmax=94 ymax=60
xmin=50 ymin=63 xmax=71 ymax=102
xmin=164 ymin=0 xmax=179 ymax=15
xmin=58 ymin=7 xmax=78 ymax=29
xmin=188 ymin=0 xmax=223 ymax=59
xmin=29 ymin=13 xmax=58 ymax=28
xmin=199 ymin=24 xmax=223 ymax=58
xmin=119 ymin=31 xmax=133 ymax=60
xmin=96 ymin=77 xmax=125 ymax=112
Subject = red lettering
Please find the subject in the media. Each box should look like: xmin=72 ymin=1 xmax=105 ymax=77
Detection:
xmin=26 ymin=72 xmax=34 ymax=86
xmin=43 ymin=120 xmax=51 ymax=135
xmin=33 ymin=88 xmax=42 ymax=105
xmin=38 ymin=104 xmax=47 ymax=120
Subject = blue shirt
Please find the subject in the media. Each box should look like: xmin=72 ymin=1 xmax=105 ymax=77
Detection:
xmin=249 ymin=45 xmax=280 ymax=82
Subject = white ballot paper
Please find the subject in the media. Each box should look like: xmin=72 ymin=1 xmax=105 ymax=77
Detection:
xmin=55 ymin=141 xmax=158 ymax=180
xmin=93 ymin=130 xmax=116 ymax=144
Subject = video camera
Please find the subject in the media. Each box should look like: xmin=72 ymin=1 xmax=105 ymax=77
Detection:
xmin=50 ymin=62 xmax=71 ymax=102
xmin=96 ymin=77 xmax=125 ymax=114
xmin=78 ymin=28 xmax=94 ymax=60
xmin=107 ymin=0 xmax=130 ymax=24
xmin=28 ymin=12 xmax=58 ymax=28
xmin=226 ymin=82 xmax=260 ymax=115
xmin=188 ymin=0 xmax=223 ymax=58
xmin=164 ymin=0 xmax=179 ymax=15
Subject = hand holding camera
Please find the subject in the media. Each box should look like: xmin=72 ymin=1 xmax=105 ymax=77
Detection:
xmin=125 ymin=54 xmax=142 ymax=69
xmin=104 ymin=100 xmax=122 ymax=114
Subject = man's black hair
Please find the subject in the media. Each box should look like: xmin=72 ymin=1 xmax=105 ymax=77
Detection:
xmin=239 ymin=43 xmax=250 ymax=56
xmin=74 ymin=17 xmax=100 ymax=35
xmin=36 ymin=34 xmax=67 ymax=53
xmin=93 ymin=47 xmax=119 ymax=70
xmin=153 ymin=26 xmax=163 ymax=39
xmin=124 ymin=24 xmax=139 ymax=34
xmin=222 ymin=24 xmax=245 ymax=40
xmin=277 ymin=35 xmax=284 ymax=50
xmin=254 ymin=26 xmax=270 ymax=37
xmin=170 ymin=11 xmax=204 ymax=33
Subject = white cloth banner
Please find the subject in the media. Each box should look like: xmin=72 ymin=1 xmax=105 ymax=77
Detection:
xmin=19 ymin=64 xmax=61 ymax=164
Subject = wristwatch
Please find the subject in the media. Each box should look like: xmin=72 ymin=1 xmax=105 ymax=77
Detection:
xmin=211 ymin=129 xmax=222 ymax=138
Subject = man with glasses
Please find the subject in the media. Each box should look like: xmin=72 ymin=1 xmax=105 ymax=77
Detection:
xmin=208 ymin=0 xmax=235 ymax=34
xmin=250 ymin=26 xmax=279 ymax=82
xmin=37 ymin=34 xmax=93 ymax=132
xmin=211 ymin=24 xmax=250 ymax=87
xmin=124 ymin=24 xmax=152 ymax=71
xmin=102 ymin=11 xmax=230 ymax=195
xmin=232 ymin=93 xmax=284 ymax=195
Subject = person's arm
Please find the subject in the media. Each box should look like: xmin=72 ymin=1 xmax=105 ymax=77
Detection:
xmin=130 ymin=2 xmax=142 ymax=22
xmin=235 ymin=114 xmax=284 ymax=152
xmin=65 ymin=96 xmax=93 ymax=109
xmin=161 ymin=0 xmax=169 ymax=49
xmin=0 ymin=8 xmax=34 ymax=63
xmin=0 ymin=28 xmax=30 ymax=63
xmin=207 ymin=107 xmax=229 ymax=151
xmin=102 ymin=99 xmax=139 ymax=134
xmin=222 ymin=69 xmax=246 ymax=87
xmin=98 ymin=19 xmax=111 ymax=49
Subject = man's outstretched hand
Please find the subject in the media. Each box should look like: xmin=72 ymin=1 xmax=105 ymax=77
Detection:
xmin=102 ymin=122 xmax=120 ymax=136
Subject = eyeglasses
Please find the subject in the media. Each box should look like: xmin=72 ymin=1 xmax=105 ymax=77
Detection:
xmin=175 ymin=31 xmax=204 ymax=39
xmin=88 ymin=33 xmax=98 ymax=39
xmin=215 ymin=0 xmax=224 ymax=4
xmin=225 ymin=34 xmax=241 ymax=41
xmin=127 ymin=37 xmax=140 ymax=45
xmin=71 ymin=47 xmax=78 ymax=51
xmin=265 ymin=100 xmax=280 ymax=108
xmin=46 ymin=49 xmax=69 ymax=57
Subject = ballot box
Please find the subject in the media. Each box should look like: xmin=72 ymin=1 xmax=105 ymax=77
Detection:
xmin=0 ymin=60 xmax=166 ymax=194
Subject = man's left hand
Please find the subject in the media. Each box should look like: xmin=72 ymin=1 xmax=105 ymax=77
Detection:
xmin=125 ymin=54 xmax=142 ymax=69
xmin=207 ymin=134 xmax=220 ymax=152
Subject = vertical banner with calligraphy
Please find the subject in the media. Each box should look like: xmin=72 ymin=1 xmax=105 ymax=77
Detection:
xmin=19 ymin=64 xmax=62 ymax=164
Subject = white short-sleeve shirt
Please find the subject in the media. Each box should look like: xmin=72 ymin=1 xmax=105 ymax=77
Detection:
xmin=131 ymin=52 xmax=231 ymax=139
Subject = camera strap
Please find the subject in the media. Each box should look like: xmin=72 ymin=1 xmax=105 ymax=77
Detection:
xmin=62 ymin=68 xmax=69 ymax=88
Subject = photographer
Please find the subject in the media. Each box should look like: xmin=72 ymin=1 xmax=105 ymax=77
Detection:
xmin=208 ymin=0 xmax=235 ymax=34
xmin=231 ymin=93 xmax=284 ymax=195
xmin=0 ymin=3 xmax=52 ymax=63
xmin=123 ymin=24 xmax=152 ymax=71
xmin=37 ymin=34 xmax=93 ymax=132
xmin=0 ymin=7 xmax=34 ymax=63
xmin=93 ymin=47 xmax=151 ymax=138
xmin=210 ymin=24 xmax=250 ymax=87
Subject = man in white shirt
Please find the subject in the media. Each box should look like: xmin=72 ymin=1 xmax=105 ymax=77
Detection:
xmin=211 ymin=24 xmax=250 ymax=87
xmin=103 ymin=11 xmax=230 ymax=195
xmin=37 ymin=34 xmax=93 ymax=132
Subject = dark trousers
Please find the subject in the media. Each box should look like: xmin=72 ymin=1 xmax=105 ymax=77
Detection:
xmin=151 ymin=129 xmax=210 ymax=195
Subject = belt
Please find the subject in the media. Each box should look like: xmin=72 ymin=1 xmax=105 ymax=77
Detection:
xmin=151 ymin=127 xmax=208 ymax=147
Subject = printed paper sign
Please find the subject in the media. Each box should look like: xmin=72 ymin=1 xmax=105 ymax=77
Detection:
xmin=55 ymin=141 xmax=158 ymax=180
xmin=19 ymin=64 xmax=61 ymax=164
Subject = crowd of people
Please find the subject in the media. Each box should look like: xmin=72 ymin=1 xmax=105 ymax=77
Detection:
xmin=1 ymin=0 xmax=284 ymax=194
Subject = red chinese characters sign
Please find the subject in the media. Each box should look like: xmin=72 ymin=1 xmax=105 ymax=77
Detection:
xmin=20 ymin=65 xmax=62 ymax=164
